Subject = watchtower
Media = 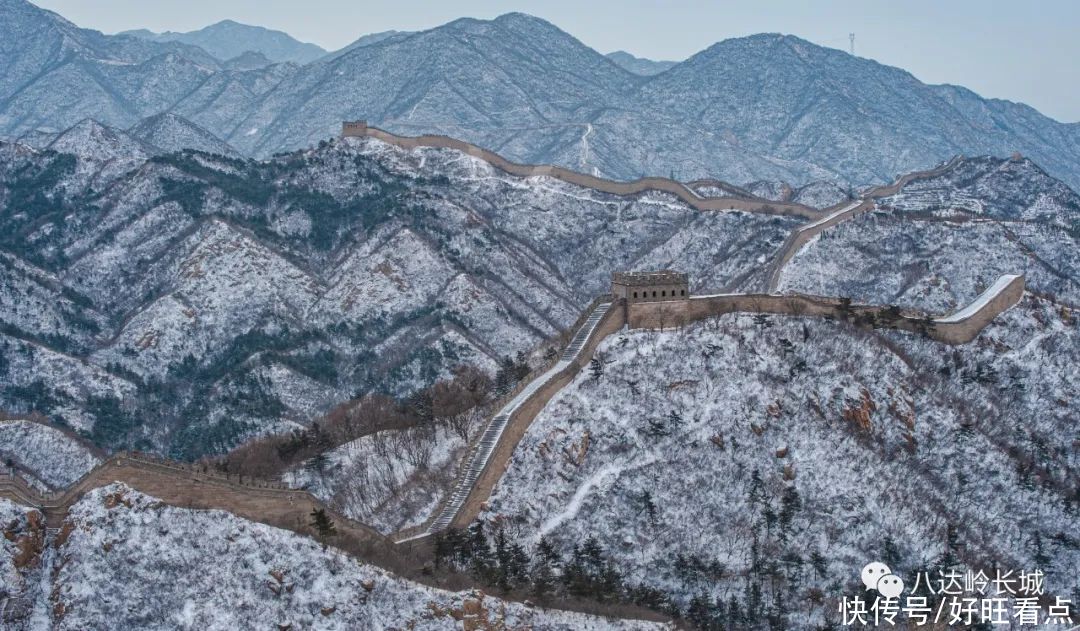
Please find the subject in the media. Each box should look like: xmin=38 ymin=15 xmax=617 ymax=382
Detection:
xmin=341 ymin=120 xmax=368 ymax=137
xmin=611 ymin=270 xmax=689 ymax=303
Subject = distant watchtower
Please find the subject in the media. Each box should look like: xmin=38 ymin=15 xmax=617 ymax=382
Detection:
xmin=611 ymin=270 xmax=689 ymax=303
xmin=342 ymin=120 xmax=368 ymax=137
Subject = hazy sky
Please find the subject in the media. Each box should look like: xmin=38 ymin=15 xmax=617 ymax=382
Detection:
xmin=33 ymin=0 xmax=1080 ymax=123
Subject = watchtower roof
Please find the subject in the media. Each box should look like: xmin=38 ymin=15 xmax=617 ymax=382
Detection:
xmin=612 ymin=270 xmax=688 ymax=286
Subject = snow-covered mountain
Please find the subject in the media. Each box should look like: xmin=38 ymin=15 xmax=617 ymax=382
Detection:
xmin=481 ymin=297 xmax=1080 ymax=627
xmin=3 ymin=111 xmax=1077 ymax=463
xmin=0 ymin=0 xmax=221 ymax=133
xmin=284 ymin=423 xmax=471 ymax=534
xmin=3 ymin=2 xmax=1080 ymax=190
xmin=119 ymin=19 xmax=327 ymax=64
xmin=0 ymin=132 xmax=796 ymax=457
xmin=605 ymin=51 xmax=678 ymax=76
xmin=323 ymin=30 xmax=410 ymax=61
xmin=0 ymin=0 xmax=291 ymax=152
xmin=128 ymin=113 xmax=240 ymax=157
xmin=229 ymin=13 xmax=641 ymax=158
xmin=0 ymin=418 xmax=101 ymax=490
xmin=0 ymin=485 xmax=668 ymax=630
xmin=778 ymin=155 xmax=1080 ymax=311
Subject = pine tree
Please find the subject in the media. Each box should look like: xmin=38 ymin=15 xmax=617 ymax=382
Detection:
xmin=778 ymin=485 xmax=801 ymax=539
xmin=687 ymin=592 xmax=713 ymax=628
xmin=748 ymin=469 xmax=765 ymax=509
xmin=407 ymin=389 xmax=434 ymax=425
xmin=837 ymin=296 xmax=854 ymax=320
xmin=513 ymin=351 xmax=530 ymax=380
xmin=433 ymin=530 xmax=450 ymax=570
xmin=727 ymin=595 xmax=743 ymax=628
xmin=645 ymin=416 xmax=670 ymax=437
xmin=881 ymin=536 xmax=902 ymax=571
xmin=1032 ymin=531 xmax=1050 ymax=567
xmin=535 ymin=540 xmax=560 ymax=594
xmin=309 ymin=508 xmax=336 ymax=537
xmin=763 ymin=505 xmax=777 ymax=536
xmin=636 ymin=490 xmax=658 ymax=521
xmin=810 ymin=550 xmax=828 ymax=579
xmin=938 ymin=522 xmax=961 ymax=569
xmin=466 ymin=522 xmax=493 ymax=581
xmin=589 ymin=356 xmax=605 ymax=381
xmin=746 ymin=581 xmax=764 ymax=621
xmin=710 ymin=596 xmax=727 ymax=631
xmin=509 ymin=541 xmax=530 ymax=588
xmin=493 ymin=527 xmax=512 ymax=591
xmin=493 ymin=356 xmax=517 ymax=395
xmin=305 ymin=451 xmax=329 ymax=474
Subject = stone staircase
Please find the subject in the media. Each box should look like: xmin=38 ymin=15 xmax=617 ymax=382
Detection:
xmin=409 ymin=301 xmax=612 ymax=539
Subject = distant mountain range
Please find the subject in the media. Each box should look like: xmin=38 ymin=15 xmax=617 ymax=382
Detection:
xmin=605 ymin=50 xmax=678 ymax=76
xmin=119 ymin=19 xmax=327 ymax=64
xmin=2 ymin=0 xmax=1079 ymax=191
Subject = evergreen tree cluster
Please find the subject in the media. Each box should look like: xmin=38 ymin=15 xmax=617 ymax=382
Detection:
xmin=493 ymin=352 xmax=531 ymax=396
xmin=433 ymin=524 xmax=675 ymax=613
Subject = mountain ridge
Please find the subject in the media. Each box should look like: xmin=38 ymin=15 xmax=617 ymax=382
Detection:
xmin=606 ymin=50 xmax=678 ymax=76
xmin=119 ymin=18 xmax=327 ymax=64
xmin=4 ymin=3 xmax=1080 ymax=189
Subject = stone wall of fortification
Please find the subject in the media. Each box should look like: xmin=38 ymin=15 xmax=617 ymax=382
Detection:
xmin=450 ymin=303 xmax=627 ymax=529
xmin=765 ymin=201 xmax=873 ymax=291
xmin=355 ymin=127 xmax=823 ymax=219
xmin=1 ymin=455 xmax=406 ymax=569
xmin=627 ymin=275 xmax=1025 ymax=345
xmin=930 ymin=275 xmax=1026 ymax=344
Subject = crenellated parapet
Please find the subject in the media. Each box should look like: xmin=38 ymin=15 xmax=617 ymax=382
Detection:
xmin=626 ymin=274 xmax=1025 ymax=345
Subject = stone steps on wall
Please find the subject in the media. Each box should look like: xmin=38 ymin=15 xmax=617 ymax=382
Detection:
xmin=410 ymin=301 xmax=612 ymax=540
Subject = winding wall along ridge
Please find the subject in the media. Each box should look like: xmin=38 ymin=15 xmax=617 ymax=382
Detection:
xmin=633 ymin=274 xmax=1025 ymax=345
xmin=404 ymin=274 xmax=1024 ymax=542
xmin=1 ymin=275 xmax=1024 ymax=555
xmin=346 ymin=126 xmax=826 ymax=220
xmin=397 ymin=300 xmax=619 ymax=542
xmin=765 ymin=155 xmax=965 ymax=292
xmin=0 ymin=452 xmax=406 ymax=571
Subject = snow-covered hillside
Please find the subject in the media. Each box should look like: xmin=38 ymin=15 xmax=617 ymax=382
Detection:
xmin=482 ymin=300 xmax=1080 ymax=627
xmin=0 ymin=419 xmax=101 ymax=490
xmin=129 ymin=113 xmax=240 ymax=157
xmin=0 ymin=134 xmax=792 ymax=456
xmin=285 ymin=424 xmax=469 ymax=534
xmin=779 ymin=156 xmax=1080 ymax=311
xmin=11 ymin=485 xmax=667 ymax=630
xmin=0 ymin=499 xmax=46 ymax=628
xmin=120 ymin=19 xmax=327 ymax=65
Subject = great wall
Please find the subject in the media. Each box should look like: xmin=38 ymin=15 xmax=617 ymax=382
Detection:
xmin=0 ymin=126 xmax=1028 ymax=599
xmin=393 ymin=273 xmax=1025 ymax=541
xmin=0 ymin=446 xmax=408 ymax=570
xmin=343 ymin=121 xmax=824 ymax=219
xmin=764 ymin=155 xmax=965 ymax=292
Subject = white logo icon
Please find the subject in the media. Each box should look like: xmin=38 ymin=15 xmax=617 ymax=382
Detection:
xmin=861 ymin=562 xmax=891 ymax=591
xmin=876 ymin=573 xmax=905 ymax=599
xmin=861 ymin=561 xmax=905 ymax=599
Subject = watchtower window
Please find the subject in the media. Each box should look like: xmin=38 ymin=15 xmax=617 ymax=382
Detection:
xmin=633 ymin=291 xmax=638 ymax=298
xmin=681 ymin=289 xmax=685 ymax=296
xmin=652 ymin=291 xmax=657 ymax=297
xmin=662 ymin=290 xmax=666 ymax=297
